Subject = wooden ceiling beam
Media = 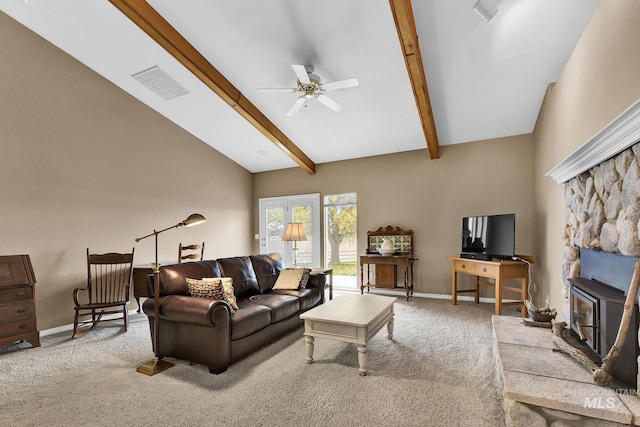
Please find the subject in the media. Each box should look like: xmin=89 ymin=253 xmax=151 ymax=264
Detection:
xmin=389 ymin=0 xmax=440 ymax=159
xmin=108 ymin=0 xmax=316 ymax=174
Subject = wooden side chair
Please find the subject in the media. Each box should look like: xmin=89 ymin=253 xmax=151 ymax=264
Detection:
xmin=178 ymin=242 xmax=205 ymax=263
xmin=72 ymin=248 xmax=135 ymax=339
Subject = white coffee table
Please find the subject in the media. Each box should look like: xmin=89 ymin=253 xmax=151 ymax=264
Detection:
xmin=299 ymin=293 xmax=395 ymax=375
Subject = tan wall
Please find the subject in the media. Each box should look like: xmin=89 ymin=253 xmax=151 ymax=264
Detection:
xmin=533 ymin=0 xmax=640 ymax=312
xmin=253 ymin=135 xmax=535 ymax=296
xmin=0 ymin=12 xmax=253 ymax=331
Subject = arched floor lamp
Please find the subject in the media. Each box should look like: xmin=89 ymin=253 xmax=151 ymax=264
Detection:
xmin=135 ymin=213 xmax=206 ymax=376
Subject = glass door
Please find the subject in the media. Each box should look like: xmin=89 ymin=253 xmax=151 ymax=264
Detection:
xmin=324 ymin=193 xmax=357 ymax=290
xmin=259 ymin=194 xmax=320 ymax=268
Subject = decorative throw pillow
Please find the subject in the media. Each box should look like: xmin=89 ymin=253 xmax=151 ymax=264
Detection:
xmin=186 ymin=278 xmax=235 ymax=313
xmin=204 ymin=277 xmax=238 ymax=310
xmin=293 ymin=268 xmax=312 ymax=289
xmin=287 ymin=268 xmax=311 ymax=289
xmin=272 ymin=268 xmax=312 ymax=290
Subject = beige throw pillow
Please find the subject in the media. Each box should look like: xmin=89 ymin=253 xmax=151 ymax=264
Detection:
xmin=272 ymin=268 xmax=311 ymax=290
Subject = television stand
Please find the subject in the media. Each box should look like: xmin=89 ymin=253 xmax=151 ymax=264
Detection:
xmin=448 ymin=256 xmax=533 ymax=316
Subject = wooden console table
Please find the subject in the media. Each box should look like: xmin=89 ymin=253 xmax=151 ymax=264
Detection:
xmin=448 ymin=256 xmax=532 ymax=317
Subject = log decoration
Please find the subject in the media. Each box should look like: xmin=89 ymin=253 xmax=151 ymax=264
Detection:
xmin=551 ymin=320 xmax=600 ymax=374
xmin=592 ymin=260 xmax=640 ymax=387
xmin=522 ymin=318 xmax=552 ymax=328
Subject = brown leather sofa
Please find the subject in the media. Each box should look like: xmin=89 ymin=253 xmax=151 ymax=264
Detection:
xmin=141 ymin=253 xmax=326 ymax=373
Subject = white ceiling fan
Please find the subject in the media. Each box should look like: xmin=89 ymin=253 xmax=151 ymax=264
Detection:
xmin=257 ymin=64 xmax=359 ymax=116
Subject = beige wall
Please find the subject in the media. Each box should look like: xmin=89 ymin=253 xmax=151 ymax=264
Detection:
xmin=533 ymin=0 xmax=640 ymax=313
xmin=0 ymin=12 xmax=254 ymax=330
xmin=253 ymin=135 xmax=535 ymax=296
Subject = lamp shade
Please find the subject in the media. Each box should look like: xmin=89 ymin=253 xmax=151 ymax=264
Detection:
xmin=283 ymin=223 xmax=307 ymax=241
xmin=183 ymin=213 xmax=206 ymax=227
xmin=473 ymin=0 xmax=498 ymax=22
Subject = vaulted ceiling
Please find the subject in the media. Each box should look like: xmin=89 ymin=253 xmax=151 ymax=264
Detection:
xmin=1 ymin=0 xmax=599 ymax=173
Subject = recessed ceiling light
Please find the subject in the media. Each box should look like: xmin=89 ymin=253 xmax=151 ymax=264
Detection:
xmin=258 ymin=150 xmax=268 ymax=156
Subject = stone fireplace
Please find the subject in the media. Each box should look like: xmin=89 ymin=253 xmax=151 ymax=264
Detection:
xmin=548 ymin=100 xmax=640 ymax=395
xmin=492 ymin=100 xmax=640 ymax=426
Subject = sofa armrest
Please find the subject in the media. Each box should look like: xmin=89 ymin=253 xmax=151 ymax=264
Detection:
xmin=143 ymin=295 xmax=232 ymax=327
xmin=307 ymin=271 xmax=326 ymax=291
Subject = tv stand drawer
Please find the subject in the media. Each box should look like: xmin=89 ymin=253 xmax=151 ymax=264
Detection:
xmin=475 ymin=263 xmax=498 ymax=277
xmin=453 ymin=260 xmax=475 ymax=273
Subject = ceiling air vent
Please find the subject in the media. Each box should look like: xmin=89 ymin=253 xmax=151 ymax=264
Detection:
xmin=131 ymin=66 xmax=189 ymax=101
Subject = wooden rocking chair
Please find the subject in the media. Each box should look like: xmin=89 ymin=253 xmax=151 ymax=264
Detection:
xmin=72 ymin=248 xmax=135 ymax=339
xmin=178 ymin=242 xmax=204 ymax=263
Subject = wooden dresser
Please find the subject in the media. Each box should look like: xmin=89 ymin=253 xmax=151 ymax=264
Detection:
xmin=0 ymin=255 xmax=40 ymax=348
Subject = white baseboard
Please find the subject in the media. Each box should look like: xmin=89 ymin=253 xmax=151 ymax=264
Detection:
xmin=40 ymin=309 xmax=143 ymax=337
xmin=42 ymin=292 xmax=520 ymax=337
xmin=333 ymin=287 xmax=519 ymax=304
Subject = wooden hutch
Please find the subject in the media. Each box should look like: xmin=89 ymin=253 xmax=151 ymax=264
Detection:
xmin=360 ymin=225 xmax=417 ymax=300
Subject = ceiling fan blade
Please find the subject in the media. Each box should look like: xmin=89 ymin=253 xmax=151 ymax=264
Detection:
xmin=291 ymin=64 xmax=311 ymax=85
xmin=316 ymin=94 xmax=343 ymax=112
xmin=321 ymin=78 xmax=359 ymax=91
xmin=286 ymin=96 xmax=306 ymax=117
xmin=257 ymin=88 xmax=297 ymax=93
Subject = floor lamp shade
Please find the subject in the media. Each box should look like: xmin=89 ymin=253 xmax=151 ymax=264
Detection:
xmin=135 ymin=213 xmax=206 ymax=376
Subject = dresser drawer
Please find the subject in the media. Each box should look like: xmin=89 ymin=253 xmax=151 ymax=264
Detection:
xmin=0 ymin=317 xmax=37 ymax=339
xmin=475 ymin=263 xmax=499 ymax=277
xmin=453 ymin=260 xmax=475 ymax=273
xmin=0 ymin=302 xmax=35 ymax=322
xmin=0 ymin=285 xmax=33 ymax=303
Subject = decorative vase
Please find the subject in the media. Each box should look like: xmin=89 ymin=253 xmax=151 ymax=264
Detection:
xmin=381 ymin=238 xmax=394 ymax=250
xmin=379 ymin=238 xmax=396 ymax=255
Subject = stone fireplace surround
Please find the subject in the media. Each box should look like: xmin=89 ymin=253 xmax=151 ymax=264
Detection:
xmin=492 ymin=100 xmax=640 ymax=425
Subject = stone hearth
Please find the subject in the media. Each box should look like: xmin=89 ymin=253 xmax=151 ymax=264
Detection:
xmin=493 ymin=316 xmax=640 ymax=426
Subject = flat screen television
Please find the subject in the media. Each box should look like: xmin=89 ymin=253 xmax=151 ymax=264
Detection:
xmin=461 ymin=213 xmax=515 ymax=260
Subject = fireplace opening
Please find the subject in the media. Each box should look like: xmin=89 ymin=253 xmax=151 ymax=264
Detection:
xmin=570 ymin=283 xmax=599 ymax=353
xmin=568 ymin=249 xmax=640 ymax=390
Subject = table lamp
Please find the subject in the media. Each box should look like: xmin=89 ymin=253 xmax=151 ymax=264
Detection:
xmin=283 ymin=222 xmax=307 ymax=268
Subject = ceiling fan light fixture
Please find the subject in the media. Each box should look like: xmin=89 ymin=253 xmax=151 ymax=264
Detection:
xmin=259 ymin=64 xmax=359 ymax=116
xmin=473 ymin=0 xmax=498 ymax=23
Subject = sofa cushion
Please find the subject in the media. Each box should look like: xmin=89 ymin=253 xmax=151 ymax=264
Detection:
xmin=159 ymin=261 xmax=222 ymax=295
xmin=270 ymin=287 xmax=323 ymax=311
xmin=247 ymin=293 xmax=300 ymax=324
xmin=217 ymin=256 xmax=261 ymax=300
xmin=250 ymin=253 xmax=284 ymax=293
xmin=231 ymin=299 xmax=271 ymax=340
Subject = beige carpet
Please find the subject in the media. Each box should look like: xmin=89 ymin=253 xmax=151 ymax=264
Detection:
xmin=0 ymin=294 xmax=517 ymax=427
